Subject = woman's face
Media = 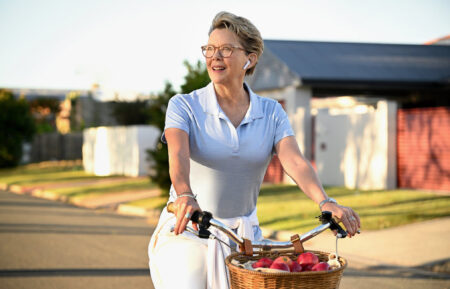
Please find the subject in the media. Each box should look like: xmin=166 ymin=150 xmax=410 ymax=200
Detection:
xmin=205 ymin=28 xmax=249 ymax=86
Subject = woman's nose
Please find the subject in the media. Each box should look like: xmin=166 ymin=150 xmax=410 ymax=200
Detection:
xmin=212 ymin=48 xmax=223 ymax=59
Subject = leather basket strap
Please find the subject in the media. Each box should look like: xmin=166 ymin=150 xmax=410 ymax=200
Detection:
xmin=239 ymin=238 xmax=253 ymax=256
xmin=290 ymin=234 xmax=304 ymax=254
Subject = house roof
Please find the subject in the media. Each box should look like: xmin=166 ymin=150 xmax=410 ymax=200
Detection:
xmin=425 ymin=35 xmax=450 ymax=46
xmin=250 ymin=40 xmax=450 ymax=90
xmin=9 ymin=88 xmax=90 ymax=101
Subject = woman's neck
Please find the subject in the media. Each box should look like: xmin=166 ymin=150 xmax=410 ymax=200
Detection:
xmin=213 ymin=81 xmax=248 ymax=107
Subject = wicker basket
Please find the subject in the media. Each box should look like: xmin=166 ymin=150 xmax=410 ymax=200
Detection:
xmin=225 ymin=250 xmax=347 ymax=289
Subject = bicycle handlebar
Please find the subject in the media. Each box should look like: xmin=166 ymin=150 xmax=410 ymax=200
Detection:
xmin=166 ymin=202 xmax=353 ymax=251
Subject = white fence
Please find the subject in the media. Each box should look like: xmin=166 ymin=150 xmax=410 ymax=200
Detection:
xmin=83 ymin=125 xmax=160 ymax=177
xmin=315 ymin=100 xmax=397 ymax=190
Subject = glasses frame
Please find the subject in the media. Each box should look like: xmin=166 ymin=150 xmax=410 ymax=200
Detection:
xmin=201 ymin=44 xmax=246 ymax=58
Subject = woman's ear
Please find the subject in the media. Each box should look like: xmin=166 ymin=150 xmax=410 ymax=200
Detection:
xmin=247 ymin=53 xmax=258 ymax=69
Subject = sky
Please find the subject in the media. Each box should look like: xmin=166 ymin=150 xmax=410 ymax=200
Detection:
xmin=0 ymin=0 xmax=449 ymax=100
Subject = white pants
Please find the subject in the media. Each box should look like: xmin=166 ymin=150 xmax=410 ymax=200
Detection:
xmin=149 ymin=233 xmax=208 ymax=289
xmin=148 ymin=206 xmax=262 ymax=289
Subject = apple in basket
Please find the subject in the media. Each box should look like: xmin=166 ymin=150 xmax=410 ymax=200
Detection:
xmin=269 ymin=261 xmax=290 ymax=272
xmin=251 ymin=257 xmax=273 ymax=269
xmin=272 ymin=256 xmax=302 ymax=272
xmin=273 ymin=256 xmax=293 ymax=267
xmin=297 ymin=252 xmax=319 ymax=271
xmin=312 ymin=262 xmax=330 ymax=271
xmin=290 ymin=261 xmax=302 ymax=272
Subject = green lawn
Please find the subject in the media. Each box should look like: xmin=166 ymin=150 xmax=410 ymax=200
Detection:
xmin=257 ymin=185 xmax=450 ymax=233
xmin=2 ymin=161 xmax=449 ymax=232
xmin=126 ymin=196 xmax=169 ymax=211
xmin=124 ymin=184 xmax=450 ymax=232
xmin=0 ymin=161 xmax=154 ymax=201
xmin=48 ymin=178 xmax=155 ymax=201
xmin=0 ymin=160 xmax=108 ymax=186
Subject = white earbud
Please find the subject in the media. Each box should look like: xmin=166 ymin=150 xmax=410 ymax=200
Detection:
xmin=243 ymin=60 xmax=251 ymax=70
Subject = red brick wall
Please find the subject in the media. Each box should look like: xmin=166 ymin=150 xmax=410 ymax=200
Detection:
xmin=263 ymin=155 xmax=284 ymax=183
xmin=263 ymin=100 xmax=286 ymax=184
xmin=397 ymin=107 xmax=450 ymax=191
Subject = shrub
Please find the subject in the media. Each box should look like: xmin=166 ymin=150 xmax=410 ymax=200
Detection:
xmin=111 ymin=99 xmax=151 ymax=125
xmin=0 ymin=90 xmax=36 ymax=167
xmin=147 ymin=82 xmax=176 ymax=195
xmin=147 ymin=60 xmax=210 ymax=195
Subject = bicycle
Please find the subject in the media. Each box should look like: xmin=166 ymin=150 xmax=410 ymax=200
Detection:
xmin=167 ymin=202 xmax=357 ymax=289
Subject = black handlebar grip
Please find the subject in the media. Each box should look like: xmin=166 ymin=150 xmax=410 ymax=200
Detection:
xmin=166 ymin=202 xmax=212 ymax=229
xmin=320 ymin=211 xmax=348 ymax=238
xmin=190 ymin=210 xmax=201 ymax=223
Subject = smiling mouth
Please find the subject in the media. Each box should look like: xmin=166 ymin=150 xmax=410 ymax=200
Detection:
xmin=212 ymin=66 xmax=225 ymax=71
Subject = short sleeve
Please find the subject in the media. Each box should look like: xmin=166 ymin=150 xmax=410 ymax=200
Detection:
xmin=161 ymin=95 xmax=191 ymax=143
xmin=274 ymin=102 xmax=294 ymax=146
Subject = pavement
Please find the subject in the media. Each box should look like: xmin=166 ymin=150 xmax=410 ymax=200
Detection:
xmin=0 ymin=189 xmax=154 ymax=289
xmin=2 ymin=178 xmax=450 ymax=282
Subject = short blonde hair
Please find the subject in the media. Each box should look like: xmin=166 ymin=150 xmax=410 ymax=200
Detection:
xmin=209 ymin=11 xmax=264 ymax=76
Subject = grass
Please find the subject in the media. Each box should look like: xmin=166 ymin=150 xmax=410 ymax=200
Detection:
xmin=2 ymin=161 xmax=449 ymax=232
xmin=0 ymin=160 xmax=155 ymax=201
xmin=126 ymin=196 xmax=169 ymax=211
xmin=49 ymin=178 xmax=155 ymax=200
xmin=257 ymin=185 xmax=450 ymax=233
xmin=0 ymin=160 xmax=110 ymax=186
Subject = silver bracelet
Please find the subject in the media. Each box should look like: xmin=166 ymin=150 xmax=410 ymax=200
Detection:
xmin=177 ymin=192 xmax=197 ymax=201
xmin=319 ymin=197 xmax=337 ymax=210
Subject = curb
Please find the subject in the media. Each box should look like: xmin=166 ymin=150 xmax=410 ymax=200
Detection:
xmin=117 ymin=204 xmax=161 ymax=219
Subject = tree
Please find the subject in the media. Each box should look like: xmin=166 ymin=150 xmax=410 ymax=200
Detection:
xmin=0 ymin=90 xmax=36 ymax=167
xmin=180 ymin=60 xmax=210 ymax=94
xmin=111 ymin=99 xmax=151 ymax=125
xmin=28 ymin=97 xmax=61 ymax=133
xmin=147 ymin=82 xmax=177 ymax=194
xmin=147 ymin=60 xmax=210 ymax=194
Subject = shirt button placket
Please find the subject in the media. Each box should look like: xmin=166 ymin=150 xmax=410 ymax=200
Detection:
xmin=228 ymin=122 xmax=239 ymax=153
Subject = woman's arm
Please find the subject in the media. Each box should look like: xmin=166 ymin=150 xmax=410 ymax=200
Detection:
xmin=275 ymin=136 xmax=361 ymax=236
xmin=165 ymin=128 xmax=201 ymax=235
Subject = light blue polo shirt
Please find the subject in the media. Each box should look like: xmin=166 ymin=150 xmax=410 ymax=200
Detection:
xmin=163 ymin=82 xmax=294 ymax=218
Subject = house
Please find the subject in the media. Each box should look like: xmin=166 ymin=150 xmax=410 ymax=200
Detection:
xmin=247 ymin=40 xmax=450 ymax=191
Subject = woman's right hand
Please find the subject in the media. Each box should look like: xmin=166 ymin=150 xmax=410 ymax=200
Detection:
xmin=173 ymin=195 xmax=201 ymax=235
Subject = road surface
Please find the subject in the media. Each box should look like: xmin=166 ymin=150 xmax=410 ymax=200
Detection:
xmin=0 ymin=190 xmax=155 ymax=289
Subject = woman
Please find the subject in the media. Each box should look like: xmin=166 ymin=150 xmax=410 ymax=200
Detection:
xmin=149 ymin=11 xmax=361 ymax=289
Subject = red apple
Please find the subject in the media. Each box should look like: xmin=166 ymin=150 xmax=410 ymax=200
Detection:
xmin=270 ymin=262 xmax=290 ymax=272
xmin=273 ymin=256 xmax=293 ymax=268
xmin=302 ymin=264 xmax=314 ymax=271
xmin=297 ymin=252 xmax=319 ymax=268
xmin=290 ymin=261 xmax=302 ymax=272
xmin=312 ymin=262 xmax=330 ymax=271
xmin=252 ymin=257 xmax=273 ymax=268
xmin=252 ymin=260 xmax=264 ymax=269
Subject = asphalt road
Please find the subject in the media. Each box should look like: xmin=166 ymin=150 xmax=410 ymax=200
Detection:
xmin=1 ymin=190 xmax=448 ymax=289
xmin=0 ymin=190 xmax=155 ymax=289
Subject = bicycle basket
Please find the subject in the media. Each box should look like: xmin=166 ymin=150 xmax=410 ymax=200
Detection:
xmin=225 ymin=250 xmax=347 ymax=289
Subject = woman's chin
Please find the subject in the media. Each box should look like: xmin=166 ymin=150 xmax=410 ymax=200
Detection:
xmin=210 ymin=76 xmax=228 ymax=85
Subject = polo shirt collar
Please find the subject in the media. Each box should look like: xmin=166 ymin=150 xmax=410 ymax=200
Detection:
xmin=203 ymin=82 xmax=264 ymax=122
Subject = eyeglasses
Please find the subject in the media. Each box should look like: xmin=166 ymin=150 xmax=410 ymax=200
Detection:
xmin=201 ymin=44 xmax=246 ymax=58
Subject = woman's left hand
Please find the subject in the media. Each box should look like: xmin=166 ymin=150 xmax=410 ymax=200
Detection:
xmin=321 ymin=203 xmax=361 ymax=237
